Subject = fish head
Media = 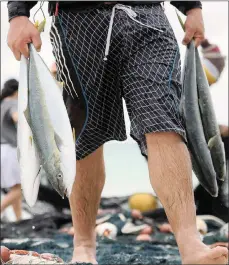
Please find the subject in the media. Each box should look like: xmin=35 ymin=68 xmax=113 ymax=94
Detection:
xmin=45 ymin=156 xmax=67 ymax=198
xmin=56 ymin=170 xmax=67 ymax=198
xmin=48 ymin=168 xmax=66 ymax=198
xmin=58 ymin=145 xmax=76 ymax=198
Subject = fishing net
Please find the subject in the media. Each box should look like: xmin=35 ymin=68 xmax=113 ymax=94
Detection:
xmin=1 ymin=207 xmax=228 ymax=264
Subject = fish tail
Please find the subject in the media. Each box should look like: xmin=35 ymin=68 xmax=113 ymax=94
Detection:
xmin=38 ymin=18 xmax=46 ymax=33
xmin=176 ymin=9 xmax=185 ymax=32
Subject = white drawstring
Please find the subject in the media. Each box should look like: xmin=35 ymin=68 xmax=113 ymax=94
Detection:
xmin=104 ymin=4 xmax=164 ymax=61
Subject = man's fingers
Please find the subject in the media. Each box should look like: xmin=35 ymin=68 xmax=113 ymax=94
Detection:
xmin=19 ymin=43 xmax=29 ymax=58
xmin=32 ymin=32 xmax=42 ymax=52
xmin=194 ymin=33 xmax=205 ymax=47
xmin=11 ymin=47 xmax=21 ymax=61
xmin=194 ymin=38 xmax=203 ymax=48
xmin=182 ymin=29 xmax=194 ymax=45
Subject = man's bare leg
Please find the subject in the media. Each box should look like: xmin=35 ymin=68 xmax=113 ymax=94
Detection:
xmin=1 ymin=184 xmax=22 ymax=218
xmin=146 ymin=132 xmax=228 ymax=264
xmin=70 ymin=146 xmax=105 ymax=264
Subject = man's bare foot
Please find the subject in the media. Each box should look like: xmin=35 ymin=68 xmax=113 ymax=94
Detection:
xmin=139 ymin=225 xmax=153 ymax=235
xmin=71 ymin=246 xmax=97 ymax=264
xmin=136 ymin=234 xmax=152 ymax=241
xmin=131 ymin=209 xmax=143 ymax=219
xmin=181 ymin=238 xmax=228 ymax=264
xmin=209 ymin=242 xmax=228 ymax=249
xmin=159 ymin=223 xmax=173 ymax=233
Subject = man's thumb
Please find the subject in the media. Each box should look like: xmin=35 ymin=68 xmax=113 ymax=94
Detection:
xmin=182 ymin=30 xmax=194 ymax=45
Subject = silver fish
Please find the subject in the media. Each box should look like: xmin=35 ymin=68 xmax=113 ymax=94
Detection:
xmin=24 ymin=44 xmax=76 ymax=199
xmin=181 ymin=41 xmax=218 ymax=197
xmin=17 ymin=56 xmax=41 ymax=207
xmin=195 ymin=49 xmax=226 ymax=181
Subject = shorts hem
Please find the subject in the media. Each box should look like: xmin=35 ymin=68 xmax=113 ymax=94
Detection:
xmin=76 ymin=136 xmax=127 ymax=160
xmin=131 ymin=127 xmax=187 ymax=158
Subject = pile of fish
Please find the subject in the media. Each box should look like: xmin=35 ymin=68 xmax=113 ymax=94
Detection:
xmin=180 ymin=40 xmax=226 ymax=197
xmin=17 ymin=44 xmax=76 ymax=207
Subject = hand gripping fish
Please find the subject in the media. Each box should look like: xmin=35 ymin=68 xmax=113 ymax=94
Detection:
xmin=176 ymin=11 xmax=219 ymax=197
xmin=18 ymin=27 xmax=76 ymax=206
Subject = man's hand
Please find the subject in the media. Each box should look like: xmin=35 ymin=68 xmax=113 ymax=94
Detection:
xmin=219 ymin=125 xmax=229 ymax=137
xmin=182 ymin=8 xmax=205 ymax=47
xmin=7 ymin=16 xmax=42 ymax=61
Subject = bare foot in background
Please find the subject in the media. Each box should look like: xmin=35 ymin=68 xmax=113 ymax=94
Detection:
xmin=131 ymin=209 xmax=143 ymax=219
xmin=1 ymin=246 xmax=10 ymax=263
xmin=159 ymin=223 xmax=173 ymax=233
xmin=136 ymin=234 xmax=152 ymax=241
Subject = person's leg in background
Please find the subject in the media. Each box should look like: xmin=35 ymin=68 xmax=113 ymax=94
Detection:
xmin=1 ymin=184 xmax=22 ymax=221
xmin=70 ymin=147 xmax=105 ymax=263
xmin=12 ymin=192 xmax=22 ymax=221
xmin=122 ymin=3 xmax=228 ymax=264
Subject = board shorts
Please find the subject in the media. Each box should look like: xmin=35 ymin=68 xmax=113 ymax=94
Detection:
xmin=50 ymin=3 xmax=186 ymax=160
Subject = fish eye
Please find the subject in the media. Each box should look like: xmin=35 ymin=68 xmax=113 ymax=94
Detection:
xmin=57 ymin=174 xmax=62 ymax=179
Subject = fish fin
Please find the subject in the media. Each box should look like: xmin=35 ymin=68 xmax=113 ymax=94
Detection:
xmin=32 ymin=165 xmax=45 ymax=191
xmin=38 ymin=18 xmax=46 ymax=33
xmin=34 ymin=20 xmax=39 ymax=29
xmin=175 ymin=9 xmax=185 ymax=32
xmin=72 ymin=127 xmax=76 ymax=142
xmin=198 ymin=98 xmax=204 ymax=115
xmin=29 ymin=136 xmax=33 ymax=146
xmin=208 ymin=135 xmax=218 ymax=149
xmin=37 ymin=165 xmax=46 ymax=180
xmin=23 ymin=107 xmax=31 ymax=126
xmin=22 ymin=166 xmax=43 ymax=207
xmin=54 ymin=131 xmax=63 ymax=152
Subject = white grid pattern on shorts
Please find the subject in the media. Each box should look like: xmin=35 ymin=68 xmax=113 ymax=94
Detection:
xmin=50 ymin=4 xmax=186 ymax=159
xmin=121 ymin=4 xmax=186 ymax=155
xmin=50 ymin=8 xmax=127 ymax=160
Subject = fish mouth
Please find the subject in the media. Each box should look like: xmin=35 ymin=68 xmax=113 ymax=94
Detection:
xmin=56 ymin=178 xmax=66 ymax=199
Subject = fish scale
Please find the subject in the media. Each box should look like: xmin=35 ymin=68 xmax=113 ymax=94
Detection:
xmin=28 ymin=63 xmax=55 ymax=164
